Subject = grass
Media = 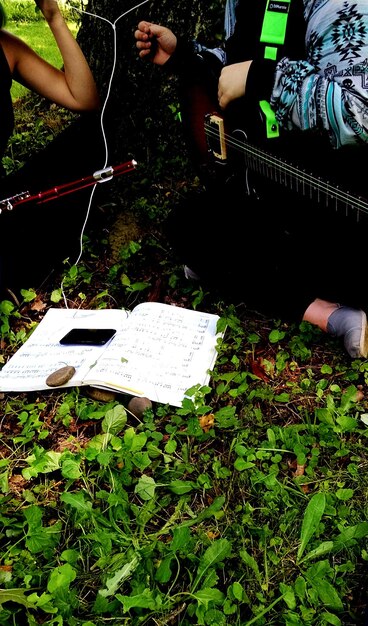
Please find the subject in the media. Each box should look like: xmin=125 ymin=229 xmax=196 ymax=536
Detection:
xmin=1 ymin=202 xmax=368 ymax=625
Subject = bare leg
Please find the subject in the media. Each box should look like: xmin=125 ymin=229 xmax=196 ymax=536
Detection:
xmin=302 ymin=298 xmax=339 ymax=332
xmin=303 ymin=298 xmax=368 ymax=358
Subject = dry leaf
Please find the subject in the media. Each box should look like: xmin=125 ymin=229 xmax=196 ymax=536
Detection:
xmin=207 ymin=531 xmax=220 ymax=540
xmin=293 ymin=464 xmax=305 ymax=477
xmin=30 ymin=298 xmax=47 ymax=312
xmin=199 ymin=413 xmax=215 ymax=432
xmin=251 ymin=359 xmax=269 ymax=382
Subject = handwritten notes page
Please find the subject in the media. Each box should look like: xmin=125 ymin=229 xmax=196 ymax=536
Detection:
xmin=0 ymin=304 xmax=223 ymax=407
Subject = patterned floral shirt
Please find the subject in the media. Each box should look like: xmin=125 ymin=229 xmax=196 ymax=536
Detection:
xmin=217 ymin=0 xmax=368 ymax=148
xmin=271 ymin=0 xmax=368 ymax=148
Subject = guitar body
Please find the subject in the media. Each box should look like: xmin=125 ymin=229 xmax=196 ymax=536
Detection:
xmin=180 ymin=74 xmax=282 ymax=202
xmin=180 ymin=73 xmax=368 ymax=227
xmin=181 ymin=81 xmax=219 ymax=164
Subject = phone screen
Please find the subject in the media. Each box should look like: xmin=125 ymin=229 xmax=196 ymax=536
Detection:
xmin=59 ymin=328 xmax=117 ymax=346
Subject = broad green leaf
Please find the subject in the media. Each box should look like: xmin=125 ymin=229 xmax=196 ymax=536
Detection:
xmin=239 ymin=549 xmax=262 ymax=584
xmin=47 ymin=564 xmax=76 ymax=593
xmin=24 ymin=505 xmax=42 ymax=526
xmin=87 ymin=433 xmax=112 ymax=451
xmin=321 ymin=612 xmax=342 ymax=625
xmin=0 ymin=470 xmax=9 ymax=493
xmin=193 ymin=587 xmax=224 ymax=609
xmin=336 ymin=416 xmax=358 ymax=432
xmin=101 ymin=404 xmax=127 ymax=435
xmin=131 ymin=451 xmax=152 ymax=471
xmin=166 ymin=479 xmax=195 ymax=495
xmin=116 ymin=587 xmax=157 ymax=611
xmin=310 ymin=578 xmax=343 ymax=612
xmin=202 ymin=607 xmax=227 ymax=625
xmin=171 ymin=526 xmax=191 ymax=551
xmin=274 ymin=392 xmax=290 ymax=402
xmin=195 ymin=539 xmax=232 ymax=589
xmin=134 ymin=475 xmax=156 ymax=500
xmin=60 ymin=549 xmax=79 ymax=565
xmin=0 ymin=588 xmax=33 ymax=608
xmin=269 ymin=329 xmax=286 ymax=343
xmin=26 ymin=521 xmax=62 ymax=554
xmin=305 ymin=560 xmax=332 ymax=581
xmin=164 ymin=438 xmax=177 ymax=454
xmin=61 ymin=458 xmax=81 ymax=479
xmin=27 ymin=591 xmax=57 ymax=613
xmin=333 ymin=522 xmax=368 ymax=550
xmin=335 ymin=488 xmax=354 ymax=501
xmin=24 ymin=506 xmax=62 ymax=554
xmin=99 ymin=555 xmax=140 ymax=598
xmin=23 ymin=450 xmax=61 ymax=479
xmin=155 ymin=555 xmax=173 ymax=583
xmin=340 ymin=385 xmax=358 ymax=409
xmin=316 ymin=408 xmax=335 ymax=426
xmin=20 ymin=288 xmax=36 ymax=302
xmin=297 ymin=492 xmax=326 ymax=561
xmin=124 ymin=427 xmax=147 ymax=451
xmin=51 ymin=288 xmax=63 ymax=303
xmin=300 ymin=541 xmax=334 ymax=563
xmin=294 ymin=576 xmax=307 ymax=600
xmin=202 ymin=569 xmax=219 ymax=590
xmin=231 ymin=581 xmax=244 ymax=601
xmin=0 ymin=299 xmax=14 ymax=315
xmin=96 ymin=450 xmax=114 ymax=467
xmin=60 ymin=491 xmax=93 ymax=516
xmin=234 ymin=458 xmax=255 ymax=471
xmin=280 ymin=583 xmax=296 ymax=610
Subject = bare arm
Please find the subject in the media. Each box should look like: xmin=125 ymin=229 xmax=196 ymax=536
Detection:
xmin=2 ymin=0 xmax=100 ymax=112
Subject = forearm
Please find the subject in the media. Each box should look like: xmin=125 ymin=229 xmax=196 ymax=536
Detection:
xmin=43 ymin=9 xmax=100 ymax=110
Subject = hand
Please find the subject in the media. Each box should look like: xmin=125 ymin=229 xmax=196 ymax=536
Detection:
xmin=218 ymin=61 xmax=252 ymax=110
xmin=34 ymin=0 xmax=61 ymax=23
xmin=135 ymin=21 xmax=177 ymax=66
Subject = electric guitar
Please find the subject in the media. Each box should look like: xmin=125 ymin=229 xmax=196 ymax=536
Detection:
xmin=181 ymin=81 xmax=368 ymax=224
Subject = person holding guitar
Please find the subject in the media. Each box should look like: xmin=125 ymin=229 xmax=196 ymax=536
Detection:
xmin=135 ymin=1 xmax=368 ymax=360
xmin=0 ymin=0 xmax=102 ymax=296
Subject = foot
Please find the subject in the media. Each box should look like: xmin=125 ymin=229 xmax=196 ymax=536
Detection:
xmin=327 ymin=306 xmax=368 ymax=359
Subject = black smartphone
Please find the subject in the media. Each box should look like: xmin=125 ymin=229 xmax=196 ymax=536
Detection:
xmin=59 ymin=328 xmax=117 ymax=346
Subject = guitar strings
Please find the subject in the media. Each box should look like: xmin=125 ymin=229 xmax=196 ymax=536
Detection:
xmin=204 ymin=121 xmax=368 ymax=219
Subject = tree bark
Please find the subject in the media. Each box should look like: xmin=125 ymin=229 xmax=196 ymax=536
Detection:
xmin=77 ymin=1 xmax=226 ymax=172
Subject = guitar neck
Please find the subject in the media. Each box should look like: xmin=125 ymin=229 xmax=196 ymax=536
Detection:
xmin=204 ymin=115 xmax=368 ymax=222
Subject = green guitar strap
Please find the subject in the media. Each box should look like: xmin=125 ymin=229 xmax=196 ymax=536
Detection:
xmin=259 ymin=0 xmax=292 ymax=138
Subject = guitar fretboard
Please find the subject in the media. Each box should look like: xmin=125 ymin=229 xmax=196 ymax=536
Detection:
xmin=204 ymin=115 xmax=367 ymax=222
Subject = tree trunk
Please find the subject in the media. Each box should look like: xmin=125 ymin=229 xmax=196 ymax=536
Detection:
xmin=77 ymin=0 xmax=226 ymax=174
